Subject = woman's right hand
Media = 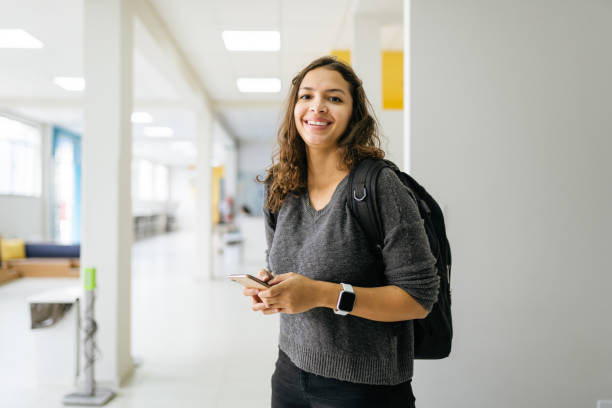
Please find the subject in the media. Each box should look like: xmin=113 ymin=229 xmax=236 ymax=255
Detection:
xmin=243 ymin=269 xmax=275 ymax=311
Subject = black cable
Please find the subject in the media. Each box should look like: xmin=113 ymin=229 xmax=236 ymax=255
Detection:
xmin=82 ymin=292 xmax=102 ymax=371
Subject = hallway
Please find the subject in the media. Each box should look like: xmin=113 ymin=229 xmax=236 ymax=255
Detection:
xmin=1 ymin=231 xmax=279 ymax=407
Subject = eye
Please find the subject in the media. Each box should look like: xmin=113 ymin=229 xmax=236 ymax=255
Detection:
xmin=330 ymin=96 xmax=342 ymax=103
xmin=298 ymin=94 xmax=311 ymax=100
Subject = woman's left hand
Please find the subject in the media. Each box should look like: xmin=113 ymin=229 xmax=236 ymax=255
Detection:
xmin=257 ymin=272 xmax=320 ymax=315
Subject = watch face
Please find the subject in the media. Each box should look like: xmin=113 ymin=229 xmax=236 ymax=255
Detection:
xmin=338 ymin=291 xmax=356 ymax=312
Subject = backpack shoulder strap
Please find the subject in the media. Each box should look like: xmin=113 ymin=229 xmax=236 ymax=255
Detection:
xmin=347 ymin=159 xmax=390 ymax=251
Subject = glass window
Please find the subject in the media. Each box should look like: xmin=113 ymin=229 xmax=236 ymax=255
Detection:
xmin=154 ymin=164 xmax=169 ymax=202
xmin=0 ymin=115 xmax=42 ymax=196
xmin=133 ymin=159 xmax=153 ymax=201
xmin=132 ymin=159 xmax=169 ymax=202
xmin=53 ymin=132 xmax=79 ymax=243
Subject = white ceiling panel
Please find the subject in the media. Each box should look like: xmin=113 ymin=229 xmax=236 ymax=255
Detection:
xmin=11 ymin=106 xmax=83 ymax=133
xmin=0 ymin=0 xmax=401 ymax=149
xmin=133 ymin=50 xmax=180 ymax=100
xmin=219 ymin=105 xmax=281 ymax=144
xmin=0 ymin=0 xmax=82 ymax=98
xmin=150 ymin=0 xmax=354 ymax=140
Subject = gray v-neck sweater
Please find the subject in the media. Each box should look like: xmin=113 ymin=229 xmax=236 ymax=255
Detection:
xmin=264 ymin=167 xmax=440 ymax=385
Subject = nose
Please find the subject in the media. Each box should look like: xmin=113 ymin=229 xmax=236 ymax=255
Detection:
xmin=309 ymin=98 xmax=327 ymax=113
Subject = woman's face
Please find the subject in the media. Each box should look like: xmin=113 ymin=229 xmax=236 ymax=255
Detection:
xmin=294 ymin=67 xmax=353 ymax=151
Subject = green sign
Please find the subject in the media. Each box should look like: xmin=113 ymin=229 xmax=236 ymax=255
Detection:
xmin=84 ymin=267 xmax=96 ymax=291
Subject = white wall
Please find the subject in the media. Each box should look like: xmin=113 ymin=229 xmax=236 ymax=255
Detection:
xmin=379 ymin=110 xmax=404 ymax=169
xmin=169 ymin=166 xmax=196 ymax=231
xmin=238 ymin=140 xmax=274 ymax=173
xmin=237 ymin=140 xmax=274 ymax=216
xmin=212 ymin=121 xmax=238 ymax=199
xmin=164 ymin=118 xmax=236 ymax=234
xmin=410 ymin=1 xmax=612 ymax=407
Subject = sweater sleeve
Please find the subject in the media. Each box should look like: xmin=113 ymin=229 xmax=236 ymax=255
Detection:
xmin=376 ymin=167 xmax=440 ymax=312
xmin=262 ymin=184 xmax=276 ymax=274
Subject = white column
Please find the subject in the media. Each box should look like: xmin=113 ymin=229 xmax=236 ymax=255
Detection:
xmin=226 ymin=144 xmax=238 ymax=199
xmin=195 ymin=108 xmax=213 ymax=280
xmin=403 ymin=0 xmax=411 ymax=173
xmin=82 ymin=0 xmax=134 ymax=386
xmin=352 ymin=14 xmax=383 ymax=121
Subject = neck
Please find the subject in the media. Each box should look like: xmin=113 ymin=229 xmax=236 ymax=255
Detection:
xmin=306 ymin=146 xmax=347 ymax=190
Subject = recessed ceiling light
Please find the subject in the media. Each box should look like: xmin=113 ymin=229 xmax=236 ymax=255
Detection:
xmin=144 ymin=126 xmax=174 ymax=137
xmin=236 ymin=78 xmax=281 ymax=93
xmin=131 ymin=112 xmax=153 ymax=124
xmin=54 ymin=77 xmax=85 ymax=91
xmin=222 ymin=31 xmax=280 ymax=51
xmin=171 ymin=141 xmax=196 ymax=156
xmin=0 ymin=29 xmax=44 ymax=48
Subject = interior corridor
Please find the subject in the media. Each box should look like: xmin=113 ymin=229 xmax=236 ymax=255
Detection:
xmin=0 ymin=231 xmax=280 ymax=407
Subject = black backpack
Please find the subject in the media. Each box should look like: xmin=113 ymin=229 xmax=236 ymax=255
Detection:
xmin=348 ymin=158 xmax=453 ymax=359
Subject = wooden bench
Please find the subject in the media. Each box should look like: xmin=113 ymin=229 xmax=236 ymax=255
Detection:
xmin=0 ymin=265 xmax=21 ymax=285
xmin=5 ymin=258 xmax=80 ymax=278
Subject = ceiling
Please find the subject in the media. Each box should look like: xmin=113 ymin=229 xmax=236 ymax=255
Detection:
xmin=0 ymin=0 xmax=403 ymax=165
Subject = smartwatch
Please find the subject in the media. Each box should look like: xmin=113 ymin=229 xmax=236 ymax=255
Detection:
xmin=334 ymin=283 xmax=356 ymax=316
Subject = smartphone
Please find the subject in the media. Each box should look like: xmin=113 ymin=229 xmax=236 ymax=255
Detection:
xmin=228 ymin=274 xmax=271 ymax=289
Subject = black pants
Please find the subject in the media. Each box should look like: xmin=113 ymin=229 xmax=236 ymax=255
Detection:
xmin=271 ymin=349 xmax=416 ymax=408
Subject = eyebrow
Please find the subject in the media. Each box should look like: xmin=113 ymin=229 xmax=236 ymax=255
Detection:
xmin=299 ymin=86 xmax=346 ymax=95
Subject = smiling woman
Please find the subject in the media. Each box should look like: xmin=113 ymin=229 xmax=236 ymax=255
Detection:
xmin=246 ymin=56 xmax=439 ymax=407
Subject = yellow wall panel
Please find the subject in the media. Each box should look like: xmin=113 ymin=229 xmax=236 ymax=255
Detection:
xmin=328 ymin=50 xmax=403 ymax=110
xmin=382 ymin=51 xmax=403 ymax=110
xmin=212 ymin=166 xmax=224 ymax=224
xmin=330 ymin=49 xmax=351 ymax=65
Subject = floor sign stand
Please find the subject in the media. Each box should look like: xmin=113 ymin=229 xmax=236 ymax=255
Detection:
xmin=63 ymin=267 xmax=115 ymax=406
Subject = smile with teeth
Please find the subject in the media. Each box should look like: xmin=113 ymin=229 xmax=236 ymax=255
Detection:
xmin=305 ymin=120 xmax=331 ymax=128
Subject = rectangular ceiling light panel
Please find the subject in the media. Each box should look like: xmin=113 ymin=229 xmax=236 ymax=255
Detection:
xmin=237 ymin=78 xmax=281 ymax=93
xmin=144 ymin=126 xmax=174 ymax=137
xmin=0 ymin=29 xmax=44 ymax=48
xmin=54 ymin=77 xmax=86 ymax=91
xmin=171 ymin=141 xmax=196 ymax=157
xmin=222 ymin=31 xmax=280 ymax=51
xmin=131 ymin=112 xmax=153 ymax=124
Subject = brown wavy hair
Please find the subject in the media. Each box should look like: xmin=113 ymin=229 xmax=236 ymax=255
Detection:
xmin=258 ymin=55 xmax=384 ymax=212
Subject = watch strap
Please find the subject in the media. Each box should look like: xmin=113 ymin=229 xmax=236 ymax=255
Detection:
xmin=341 ymin=283 xmax=354 ymax=293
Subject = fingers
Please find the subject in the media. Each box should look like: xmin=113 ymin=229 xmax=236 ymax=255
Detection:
xmin=268 ymin=272 xmax=293 ymax=286
xmin=260 ymin=296 xmax=280 ymax=308
xmin=251 ymin=294 xmax=281 ymax=310
xmin=259 ymin=276 xmax=291 ymax=297
xmin=243 ymin=287 xmax=261 ymax=297
xmin=251 ymin=301 xmax=280 ymax=314
xmin=251 ymin=295 xmax=278 ymax=308
xmin=258 ymin=269 xmax=272 ymax=282
xmin=251 ymin=301 xmax=268 ymax=311
xmin=260 ymin=277 xmax=290 ymax=298
xmin=248 ymin=270 xmax=281 ymax=316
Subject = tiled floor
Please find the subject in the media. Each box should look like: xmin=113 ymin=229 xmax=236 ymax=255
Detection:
xmin=0 ymin=231 xmax=279 ymax=407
